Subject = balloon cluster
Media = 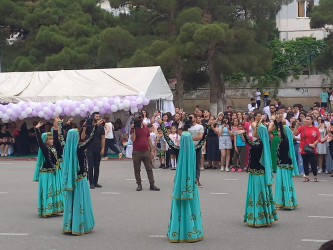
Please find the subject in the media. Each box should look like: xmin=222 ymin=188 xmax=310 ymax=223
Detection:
xmin=0 ymin=92 xmax=150 ymax=123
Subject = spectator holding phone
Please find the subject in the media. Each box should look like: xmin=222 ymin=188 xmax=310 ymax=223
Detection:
xmin=0 ymin=124 xmax=13 ymax=157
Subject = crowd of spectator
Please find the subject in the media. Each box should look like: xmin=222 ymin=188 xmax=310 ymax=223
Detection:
xmin=1 ymin=88 xmax=333 ymax=179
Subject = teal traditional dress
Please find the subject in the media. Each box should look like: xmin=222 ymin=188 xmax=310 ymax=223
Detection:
xmin=243 ymin=124 xmax=278 ymax=227
xmin=273 ymin=122 xmax=298 ymax=210
xmin=33 ymin=129 xmax=64 ymax=217
xmin=62 ymin=127 xmax=96 ymax=235
xmin=167 ymin=132 xmax=203 ymax=243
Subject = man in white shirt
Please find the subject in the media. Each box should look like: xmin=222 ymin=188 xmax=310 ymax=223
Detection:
xmin=102 ymin=117 xmax=122 ymax=160
xmin=263 ymin=100 xmax=271 ymax=119
xmin=255 ymin=88 xmax=261 ymax=109
xmin=188 ymin=113 xmax=204 ymax=187
xmin=248 ymin=98 xmax=257 ymax=112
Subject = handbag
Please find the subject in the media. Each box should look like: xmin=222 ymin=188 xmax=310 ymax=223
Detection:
xmin=302 ymin=128 xmax=315 ymax=154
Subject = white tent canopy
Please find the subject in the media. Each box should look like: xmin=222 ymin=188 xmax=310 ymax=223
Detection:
xmin=0 ymin=66 xmax=173 ymax=103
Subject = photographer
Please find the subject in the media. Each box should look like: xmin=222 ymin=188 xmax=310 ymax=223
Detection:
xmin=130 ymin=112 xmax=160 ymax=191
xmin=81 ymin=112 xmax=105 ymax=189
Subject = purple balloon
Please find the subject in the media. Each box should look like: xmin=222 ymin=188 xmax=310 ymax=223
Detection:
xmin=32 ymin=110 xmax=38 ymax=117
xmin=21 ymin=103 xmax=27 ymax=110
xmin=41 ymin=102 xmax=48 ymax=108
xmin=50 ymin=104 xmax=56 ymax=112
xmin=103 ymin=103 xmax=109 ymax=110
xmin=69 ymin=102 xmax=75 ymax=110
xmin=93 ymin=99 xmax=99 ymax=105
xmin=142 ymin=98 xmax=149 ymax=106
xmin=75 ymin=101 xmax=81 ymax=108
xmin=35 ymin=104 xmax=42 ymax=112
xmin=80 ymin=111 xmax=86 ymax=117
xmin=64 ymin=107 xmax=70 ymax=115
xmin=137 ymin=104 xmax=143 ymax=109
xmin=88 ymin=103 xmax=94 ymax=110
xmin=100 ymin=108 xmax=106 ymax=114
xmin=130 ymin=101 xmax=137 ymax=109
xmin=8 ymin=103 xmax=14 ymax=108
xmin=60 ymin=102 xmax=67 ymax=109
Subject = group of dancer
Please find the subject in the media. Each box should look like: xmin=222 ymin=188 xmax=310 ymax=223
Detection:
xmin=33 ymin=117 xmax=101 ymax=235
xmin=32 ymin=110 xmax=300 ymax=241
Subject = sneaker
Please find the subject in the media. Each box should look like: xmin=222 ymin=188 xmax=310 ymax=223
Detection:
xmin=318 ymin=168 xmax=322 ymax=174
xmin=220 ymin=166 xmax=225 ymax=172
xmin=231 ymin=168 xmax=236 ymax=172
xmin=95 ymin=183 xmax=102 ymax=188
xmin=200 ymin=167 xmax=204 ymax=171
xmin=225 ymin=166 xmax=230 ymax=172
xmin=325 ymin=170 xmax=329 ymax=174
xmin=238 ymin=168 xmax=243 ymax=172
xmin=171 ymin=167 xmax=176 ymax=170
xmin=90 ymin=183 xmax=95 ymax=189
xmin=198 ymin=182 xmax=203 ymax=188
xmin=150 ymin=185 xmax=160 ymax=191
xmin=101 ymin=157 xmax=108 ymax=161
xmin=136 ymin=185 xmax=142 ymax=191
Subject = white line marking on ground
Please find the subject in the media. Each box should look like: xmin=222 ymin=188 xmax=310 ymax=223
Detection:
xmin=302 ymin=239 xmax=328 ymax=243
xmin=101 ymin=192 xmax=120 ymax=195
xmin=317 ymin=194 xmax=333 ymax=197
xmin=0 ymin=233 xmax=29 ymax=236
xmin=308 ymin=216 xmax=333 ymax=219
xmin=148 ymin=235 xmax=167 ymax=238
xmin=124 ymin=179 xmax=147 ymax=181
xmin=0 ymin=192 xmax=8 ymax=194
xmin=224 ymin=179 xmax=239 ymax=181
xmin=209 ymin=193 xmax=229 ymax=195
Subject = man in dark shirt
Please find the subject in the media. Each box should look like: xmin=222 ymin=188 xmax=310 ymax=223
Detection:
xmin=130 ymin=114 xmax=160 ymax=191
xmin=83 ymin=112 xmax=105 ymax=189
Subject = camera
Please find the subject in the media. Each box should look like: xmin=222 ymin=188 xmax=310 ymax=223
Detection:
xmin=85 ymin=111 xmax=93 ymax=127
xmin=132 ymin=112 xmax=142 ymax=129
xmin=183 ymin=113 xmax=192 ymax=131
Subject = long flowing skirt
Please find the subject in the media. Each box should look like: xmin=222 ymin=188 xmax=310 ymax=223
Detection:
xmin=62 ymin=177 xmax=95 ymax=235
xmin=56 ymin=165 xmax=65 ymax=207
xmin=38 ymin=172 xmax=64 ymax=217
xmin=274 ymin=167 xmax=298 ymax=210
xmin=167 ymin=185 xmax=203 ymax=243
xmin=244 ymin=174 xmax=278 ymax=227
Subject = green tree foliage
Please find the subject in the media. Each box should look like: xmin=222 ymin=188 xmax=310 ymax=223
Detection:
xmin=2 ymin=0 xmax=117 ymax=71
xmin=310 ymin=0 xmax=333 ymax=70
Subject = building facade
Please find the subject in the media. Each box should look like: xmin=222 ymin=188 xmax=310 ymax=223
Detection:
xmin=276 ymin=0 xmax=328 ymax=41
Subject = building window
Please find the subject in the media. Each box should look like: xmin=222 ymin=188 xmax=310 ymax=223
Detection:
xmin=298 ymin=1 xmax=314 ymax=17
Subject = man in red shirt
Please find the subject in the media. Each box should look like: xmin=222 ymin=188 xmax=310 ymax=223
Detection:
xmin=130 ymin=113 xmax=160 ymax=191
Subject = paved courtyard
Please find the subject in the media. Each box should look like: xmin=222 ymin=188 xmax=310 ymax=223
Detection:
xmin=0 ymin=160 xmax=332 ymax=250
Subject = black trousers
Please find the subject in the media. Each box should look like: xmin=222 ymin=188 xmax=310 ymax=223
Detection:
xmin=256 ymin=100 xmax=261 ymax=109
xmin=87 ymin=149 xmax=101 ymax=184
xmin=104 ymin=138 xmax=120 ymax=157
xmin=195 ymin=148 xmax=201 ymax=181
xmin=302 ymin=153 xmax=317 ymax=176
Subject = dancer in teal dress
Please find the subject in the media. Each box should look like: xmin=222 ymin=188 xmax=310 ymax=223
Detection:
xmin=239 ymin=123 xmax=278 ymax=227
xmin=273 ymin=117 xmax=298 ymax=210
xmin=61 ymin=119 xmax=98 ymax=235
xmin=167 ymin=132 xmax=203 ymax=243
xmin=33 ymin=121 xmax=64 ymax=217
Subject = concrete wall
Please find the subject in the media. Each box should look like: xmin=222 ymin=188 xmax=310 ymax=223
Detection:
xmin=180 ymin=74 xmax=333 ymax=113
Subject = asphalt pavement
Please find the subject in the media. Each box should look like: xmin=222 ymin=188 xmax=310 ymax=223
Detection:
xmin=0 ymin=160 xmax=332 ymax=250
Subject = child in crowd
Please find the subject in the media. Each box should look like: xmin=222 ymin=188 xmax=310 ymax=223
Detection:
xmin=165 ymin=126 xmax=172 ymax=168
xmin=169 ymin=125 xmax=180 ymax=170
xmin=156 ymin=127 xmax=166 ymax=168
xmin=148 ymin=124 xmax=157 ymax=168
xmin=232 ymin=123 xmax=246 ymax=172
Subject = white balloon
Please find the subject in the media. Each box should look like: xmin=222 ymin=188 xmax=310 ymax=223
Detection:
xmin=55 ymin=106 xmax=62 ymax=114
xmin=138 ymin=91 xmax=145 ymax=98
xmin=123 ymin=106 xmax=130 ymax=112
xmin=123 ymin=99 xmax=131 ymax=108
xmin=43 ymin=107 xmax=49 ymax=113
xmin=75 ymin=107 xmax=81 ymax=114
xmin=6 ymin=108 xmax=13 ymax=115
xmin=93 ymin=106 xmax=100 ymax=112
xmin=30 ymin=102 xmax=37 ymax=109
xmin=2 ymin=119 xmax=9 ymax=123
xmin=110 ymin=105 xmax=118 ymax=112
xmin=114 ymin=99 xmax=120 ymax=105
xmin=136 ymin=97 xmax=143 ymax=104
xmin=26 ymin=107 xmax=33 ymax=114
xmin=79 ymin=104 xmax=86 ymax=110
xmin=97 ymin=101 xmax=103 ymax=108
xmin=38 ymin=111 xmax=44 ymax=118
xmin=118 ymin=103 xmax=124 ymax=110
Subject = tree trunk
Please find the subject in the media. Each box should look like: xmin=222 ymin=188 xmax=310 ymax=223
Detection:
xmin=208 ymin=49 xmax=218 ymax=115
xmin=174 ymin=68 xmax=184 ymax=109
xmin=217 ymin=73 xmax=227 ymax=112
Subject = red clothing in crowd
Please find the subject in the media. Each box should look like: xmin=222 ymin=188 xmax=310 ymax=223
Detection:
xmin=132 ymin=126 xmax=150 ymax=152
xmin=297 ymin=125 xmax=321 ymax=154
